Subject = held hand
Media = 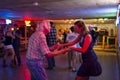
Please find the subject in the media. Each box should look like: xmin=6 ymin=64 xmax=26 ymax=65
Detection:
xmin=20 ymin=36 xmax=24 ymax=40
xmin=62 ymin=47 xmax=70 ymax=54
xmin=56 ymin=44 xmax=64 ymax=50
xmin=69 ymin=46 xmax=74 ymax=50
xmin=53 ymin=44 xmax=59 ymax=49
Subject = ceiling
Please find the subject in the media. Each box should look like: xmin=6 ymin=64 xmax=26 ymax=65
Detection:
xmin=0 ymin=0 xmax=119 ymax=20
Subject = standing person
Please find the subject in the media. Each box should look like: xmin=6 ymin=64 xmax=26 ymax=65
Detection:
xmin=60 ymin=21 xmax=102 ymax=80
xmin=66 ymin=26 xmax=79 ymax=72
xmin=12 ymin=24 xmax=22 ymax=66
xmin=62 ymin=30 xmax=67 ymax=43
xmin=57 ymin=29 xmax=64 ymax=43
xmin=88 ymin=25 xmax=99 ymax=47
xmin=46 ymin=22 xmax=57 ymax=70
xmin=3 ymin=29 xmax=15 ymax=68
xmin=26 ymin=20 xmax=69 ymax=80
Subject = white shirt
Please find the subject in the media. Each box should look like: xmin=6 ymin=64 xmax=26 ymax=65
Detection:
xmin=66 ymin=32 xmax=79 ymax=47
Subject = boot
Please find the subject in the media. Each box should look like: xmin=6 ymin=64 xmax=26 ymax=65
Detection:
xmin=2 ymin=59 xmax=7 ymax=67
xmin=10 ymin=60 xmax=15 ymax=68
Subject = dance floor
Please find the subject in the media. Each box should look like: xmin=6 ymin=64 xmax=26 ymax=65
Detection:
xmin=0 ymin=50 xmax=119 ymax=80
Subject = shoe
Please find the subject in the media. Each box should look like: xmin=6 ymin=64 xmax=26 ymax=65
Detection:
xmin=68 ymin=66 xmax=72 ymax=69
xmin=53 ymin=65 xmax=56 ymax=67
xmin=45 ymin=67 xmax=53 ymax=70
xmin=72 ymin=68 xmax=76 ymax=72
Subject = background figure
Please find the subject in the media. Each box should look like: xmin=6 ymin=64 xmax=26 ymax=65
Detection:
xmin=75 ymin=43 xmax=83 ymax=64
xmin=26 ymin=20 xmax=69 ymax=80
xmin=66 ymin=26 xmax=79 ymax=72
xmin=60 ymin=21 xmax=102 ymax=80
xmin=62 ymin=30 xmax=67 ymax=44
xmin=3 ymin=29 xmax=15 ymax=68
xmin=0 ymin=34 xmax=4 ymax=57
xmin=46 ymin=22 xmax=57 ymax=70
xmin=88 ymin=25 xmax=99 ymax=47
xmin=12 ymin=24 xmax=22 ymax=66
xmin=57 ymin=29 xmax=64 ymax=43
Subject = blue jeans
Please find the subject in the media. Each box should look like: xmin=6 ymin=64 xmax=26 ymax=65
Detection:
xmin=26 ymin=59 xmax=48 ymax=80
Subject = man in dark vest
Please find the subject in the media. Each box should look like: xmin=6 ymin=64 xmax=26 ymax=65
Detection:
xmin=12 ymin=24 xmax=22 ymax=66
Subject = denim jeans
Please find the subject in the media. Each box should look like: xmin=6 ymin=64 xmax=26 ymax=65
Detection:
xmin=26 ymin=59 xmax=48 ymax=80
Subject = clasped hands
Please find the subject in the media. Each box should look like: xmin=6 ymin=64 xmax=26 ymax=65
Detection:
xmin=54 ymin=44 xmax=74 ymax=54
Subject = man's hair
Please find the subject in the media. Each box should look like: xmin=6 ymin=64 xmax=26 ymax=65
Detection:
xmin=50 ymin=22 xmax=53 ymax=25
xmin=70 ymin=26 xmax=74 ymax=32
xmin=50 ymin=21 xmax=54 ymax=28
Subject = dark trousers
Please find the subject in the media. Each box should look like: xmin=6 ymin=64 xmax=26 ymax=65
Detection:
xmin=47 ymin=57 xmax=55 ymax=68
xmin=26 ymin=59 xmax=48 ymax=80
xmin=13 ymin=44 xmax=21 ymax=65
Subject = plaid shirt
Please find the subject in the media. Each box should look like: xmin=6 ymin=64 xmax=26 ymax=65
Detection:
xmin=26 ymin=31 xmax=50 ymax=61
xmin=46 ymin=27 xmax=57 ymax=47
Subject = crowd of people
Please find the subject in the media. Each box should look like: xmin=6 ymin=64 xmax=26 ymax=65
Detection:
xmin=26 ymin=20 xmax=102 ymax=80
xmin=0 ymin=24 xmax=22 ymax=68
xmin=0 ymin=20 xmax=102 ymax=80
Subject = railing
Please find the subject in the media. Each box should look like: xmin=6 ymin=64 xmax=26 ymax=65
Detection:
xmin=94 ymin=35 xmax=117 ymax=52
xmin=20 ymin=39 xmax=28 ymax=51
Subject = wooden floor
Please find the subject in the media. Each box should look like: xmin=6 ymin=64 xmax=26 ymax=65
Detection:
xmin=0 ymin=50 xmax=119 ymax=80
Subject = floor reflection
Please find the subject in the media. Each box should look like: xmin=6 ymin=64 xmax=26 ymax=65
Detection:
xmin=0 ymin=50 xmax=119 ymax=80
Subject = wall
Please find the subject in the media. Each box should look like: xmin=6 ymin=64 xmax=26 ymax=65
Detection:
xmin=54 ymin=22 xmax=117 ymax=37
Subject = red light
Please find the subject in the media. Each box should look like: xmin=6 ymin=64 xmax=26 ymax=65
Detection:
xmin=23 ymin=17 xmax=44 ymax=21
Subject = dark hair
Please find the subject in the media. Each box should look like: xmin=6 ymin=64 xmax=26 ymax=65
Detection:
xmin=50 ymin=21 xmax=54 ymax=27
xmin=31 ymin=21 xmax=37 ymax=28
xmin=70 ymin=26 xmax=74 ymax=32
xmin=14 ymin=24 xmax=18 ymax=27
